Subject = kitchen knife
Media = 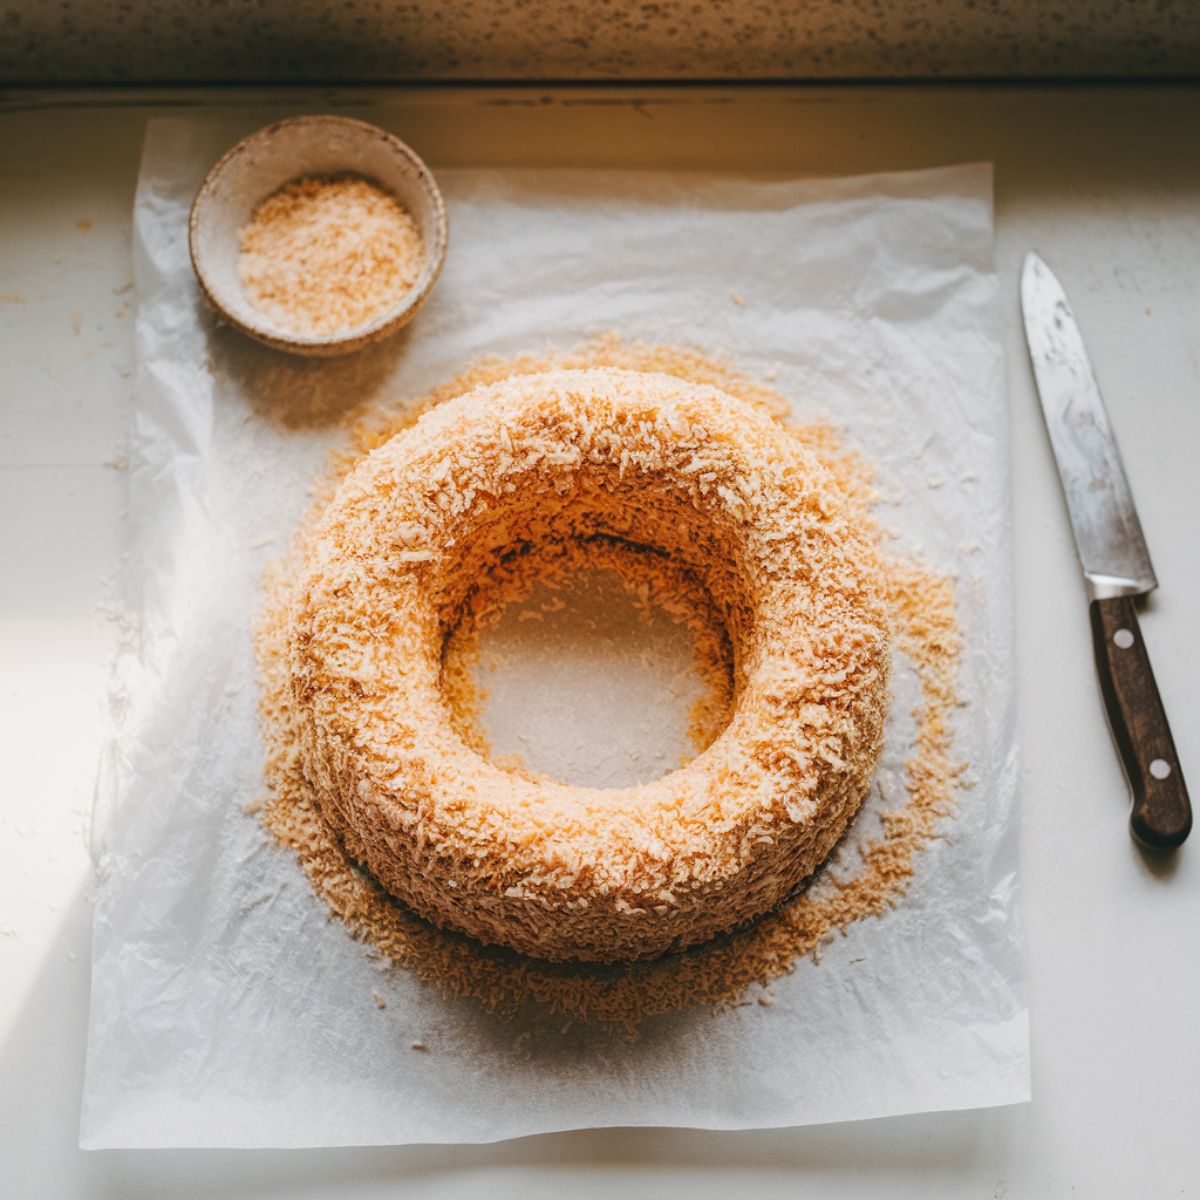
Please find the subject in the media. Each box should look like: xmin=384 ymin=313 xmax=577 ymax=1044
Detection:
xmin=1020 ymin=250 xmax=1191 ymax=850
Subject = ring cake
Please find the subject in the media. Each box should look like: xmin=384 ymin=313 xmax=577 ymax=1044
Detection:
xmin=284 ymin=367 xmax=890 ymax=963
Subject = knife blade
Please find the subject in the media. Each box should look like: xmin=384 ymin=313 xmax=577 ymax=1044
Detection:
xmin=1021 ymin=251 xmax=1190 ymax=849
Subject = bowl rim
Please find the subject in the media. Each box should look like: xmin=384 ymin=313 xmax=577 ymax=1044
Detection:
xmin=188 ymin=114 xmax=448 ymax=357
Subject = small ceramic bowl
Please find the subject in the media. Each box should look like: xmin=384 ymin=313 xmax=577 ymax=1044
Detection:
xmin=189 ymin=115 xmax=448 ymax=357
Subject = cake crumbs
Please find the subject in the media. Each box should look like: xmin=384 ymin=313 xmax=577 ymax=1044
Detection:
xmin=372 ymin=990 xmax=387 ymax=1009
xmin=255 ymin=335 xmax=965 ymax=1032
xmin=238 ymin=175 xmax=425 ymax=337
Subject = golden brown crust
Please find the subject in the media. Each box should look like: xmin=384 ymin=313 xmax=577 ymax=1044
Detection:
xmin=283 ymin=367 xmax=890 ymax=963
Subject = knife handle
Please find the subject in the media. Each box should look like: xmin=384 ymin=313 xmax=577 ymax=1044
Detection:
xmin=1089 ymin=595 xmax=1192 ymax=850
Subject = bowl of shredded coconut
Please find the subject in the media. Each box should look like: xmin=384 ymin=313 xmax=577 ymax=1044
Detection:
xmin=189 ymin=115 xmax=448 ymax=357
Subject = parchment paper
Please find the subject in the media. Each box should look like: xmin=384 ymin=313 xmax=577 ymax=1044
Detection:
xmin=80 ymin=115 xmax=1027 ymax=1148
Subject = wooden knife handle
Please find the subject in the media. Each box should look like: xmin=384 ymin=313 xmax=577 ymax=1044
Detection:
xmin=1089 ymin=595 xmax=1192 ymax=850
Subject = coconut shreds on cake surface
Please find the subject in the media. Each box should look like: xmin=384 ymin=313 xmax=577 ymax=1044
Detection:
xmin=255 ymin=337 xmax=965 ymax=1028
xmin=238 ymin=174 xmax=425 ymax=337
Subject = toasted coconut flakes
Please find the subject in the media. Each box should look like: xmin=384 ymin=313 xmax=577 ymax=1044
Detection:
xmin=238 ymin=175 xmax=425 ymax=338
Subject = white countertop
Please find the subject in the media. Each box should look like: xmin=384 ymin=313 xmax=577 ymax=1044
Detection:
xmin=1 ymin=84 xmax=1198 ymax=1198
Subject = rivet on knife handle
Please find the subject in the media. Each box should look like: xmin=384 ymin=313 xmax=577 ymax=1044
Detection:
xmin=1089 ymin=595 xmax=1192 ymax=850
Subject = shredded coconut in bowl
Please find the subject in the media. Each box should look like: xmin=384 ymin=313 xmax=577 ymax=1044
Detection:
xmin=238 ymin=174 xmax=425 ymax=337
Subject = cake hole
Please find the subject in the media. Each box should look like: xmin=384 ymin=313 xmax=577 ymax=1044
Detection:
xmin=444 ymin=549 xmax=735 ymax=790
xmin=1149 ymin=758 xmax=1172 ymax=781
xmin=1113 ymin=628 xmax=1135 ymax=650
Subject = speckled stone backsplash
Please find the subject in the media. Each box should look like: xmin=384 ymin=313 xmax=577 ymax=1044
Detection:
xmin=4 ymin=0 xmax=1199 ymax=82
